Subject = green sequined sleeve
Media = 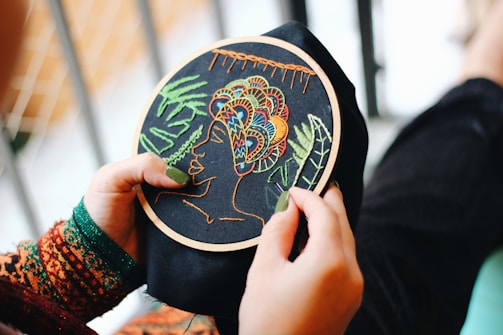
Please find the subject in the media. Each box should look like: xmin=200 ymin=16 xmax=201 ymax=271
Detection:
xmin=0 ymin=198 xmax=145 ymax=321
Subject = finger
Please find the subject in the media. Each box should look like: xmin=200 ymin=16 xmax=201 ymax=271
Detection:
xmin=92 ymin=153 xmax=187 ymax=194
xmin=288 ymin=187 xmax=343 ymax=253
xmin=254 ymin=195 xmax=300 ymax=265
xmin=322 ymin=185 xmax=356 ymax=253
xmin=323 ymin=184 xmax=345 ymax=212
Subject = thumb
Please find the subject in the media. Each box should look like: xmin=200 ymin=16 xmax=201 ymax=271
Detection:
xmin=255 ymin=192 xmax=300 ymax=263
xmin=89 ymin=153 xmax=188 ymax=194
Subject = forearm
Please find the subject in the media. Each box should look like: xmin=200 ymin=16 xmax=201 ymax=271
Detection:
xmin=0 ymin=199 xmax=145 ymax=321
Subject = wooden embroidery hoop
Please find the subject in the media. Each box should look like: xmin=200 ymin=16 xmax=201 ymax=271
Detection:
xmin=133 ymin=35 xmax=341 ymax=252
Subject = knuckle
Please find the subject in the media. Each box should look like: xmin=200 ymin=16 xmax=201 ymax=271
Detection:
xmin=141 ymin=152 xmax=160 ymax=165
xmin=95 ymin=161 xmax=115 ymax=179
xmin=322 ymin=255 xmax=363 ymax=293
xmin=140 ymin=152 xmax=163 ymax=172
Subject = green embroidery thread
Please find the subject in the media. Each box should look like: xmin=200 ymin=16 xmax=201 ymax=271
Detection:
xmin=276 ymin=114 xmax=332 ymax=190
xmin=267 ymin=156 xmax=295 ymax=188
xmin=254 ymin=146 xmax=281 ymax=173
xmin=140 ymin=75 xmax=209 ymax=157
xmin=298 ymin=114 xmax=332 ymax=189
xmin=288 ymin=120 xmax=314 ymax=187
xmin=158 ymin=75 xmax=208 ymax=119
xmin=165 ymin=124 xmax=204 ymax=166
xmin=139 ymin=127 xmax=175 ymax=155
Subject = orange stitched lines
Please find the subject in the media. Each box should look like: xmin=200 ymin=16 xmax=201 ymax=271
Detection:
xmin=209 ymin=49 xmax=317 ymax=93
xmin=154 ymin=178 xmax=213 ymax=204
xmin=183 ymin=199 xmax=215 ymax=225
xmin=210 ymin=125 xmax=226 ymax=143
xmin=231 ymin=177 xmax=266 ymax=226
xmin=219 ymin=217 xmax=245 ymax=222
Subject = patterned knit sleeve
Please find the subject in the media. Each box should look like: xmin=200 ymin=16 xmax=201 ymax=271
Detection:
xmin=0 ymin=198 xmax=145 ymax=322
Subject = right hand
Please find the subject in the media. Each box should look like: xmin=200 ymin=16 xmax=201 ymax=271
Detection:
xmin=239 ymin=185 xmax=363 ymax=335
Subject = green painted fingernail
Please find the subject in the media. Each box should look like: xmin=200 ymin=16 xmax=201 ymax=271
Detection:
xmin=274 ymin=191 xmax=289 ymax=213
xmin=165 ymin=165 xmax=190 ymax=185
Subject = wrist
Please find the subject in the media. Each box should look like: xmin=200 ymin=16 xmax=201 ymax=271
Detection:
xmin=72 ymin=198 xmax=144 ymax=287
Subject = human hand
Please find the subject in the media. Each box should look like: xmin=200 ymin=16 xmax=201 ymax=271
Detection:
xmin=83 ymin=153 xmax=189 ymax=263
xmin=238 ymin=185 xmax=363 ymax=335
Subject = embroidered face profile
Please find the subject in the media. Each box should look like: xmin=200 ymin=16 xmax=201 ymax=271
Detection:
xmin=134 ymin=36 xmax=341 ymax=252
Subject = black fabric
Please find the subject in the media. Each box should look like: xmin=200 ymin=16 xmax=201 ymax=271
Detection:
xmin=264 ymin=22 xmax=369 ymax=226
xmin=142 ymin=21 xmax=368 ymax=331
xmin=347 ymin=78 xmax=503 ymax=334
xmin=139 ymin=39 xmax=341 ymax=246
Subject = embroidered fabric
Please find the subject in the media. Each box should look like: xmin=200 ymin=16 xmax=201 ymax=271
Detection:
xmin=140 ymin=21 xmax=368 ymax=332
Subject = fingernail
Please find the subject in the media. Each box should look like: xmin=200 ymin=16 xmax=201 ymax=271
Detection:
xmin=165 ymin=165 xmax=190 ymax=185
xmin=332 ymin=179 xmax=340 ymax=189
xmin=274 ymin=191 xmax=289 ymax=213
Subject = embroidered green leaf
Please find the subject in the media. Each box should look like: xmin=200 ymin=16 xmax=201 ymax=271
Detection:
xmin=150 ymin=127 xmax=175 ymax=142
xmin=297 ymin=114 xmax=332 ymax=190
xmin=139 ymin=134 xmax=161 ymax=155
xmin=266 ymin=157 xmax=296 ymax=188
xmin=140 ymin=75 xmax=209 ymax=159
xmin=165 ymin=118 xmax=195 ymax=138
xmin=268 ymin=114 xmax=331 ymax=190
xmin=165 ymin=96 xmax=207 ymax=121
xmin=157 ymin=75 xmax=208 ymax=119
xmin=165 ymin=124 xmax=204 ymax=166
xmin=288 ymin=119 xmax=315 ymax=186
xmin=289 ymin=124 xmax=312 ymax=164
xmin=297 ymin=123 xmax=312 ymax=149
xmin=140 ymin=127 xmax=176 ymax=155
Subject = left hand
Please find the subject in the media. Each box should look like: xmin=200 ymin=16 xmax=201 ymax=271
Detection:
xmin=83 ymin=153 xmax=187 ymax=263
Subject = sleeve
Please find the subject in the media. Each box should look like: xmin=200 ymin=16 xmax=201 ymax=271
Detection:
xmin=0 ymin=198 xmax=145 ymax=322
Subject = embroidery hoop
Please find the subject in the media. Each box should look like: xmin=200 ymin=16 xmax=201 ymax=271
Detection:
xmin=133 ymin=35 xmax=341 ymax=252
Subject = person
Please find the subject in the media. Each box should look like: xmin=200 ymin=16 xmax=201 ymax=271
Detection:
xmin=1 ymin=150 xmax=361 ymax=335
xmin=0 ymin=3 xmax=362 ymax=334
xmin=122 ymin=2 xmax=503 ymax=333
xmin=3 ymin=1 xmax=503 ymax=335
xmin=344 ymin=0 xmax=503 ymax=333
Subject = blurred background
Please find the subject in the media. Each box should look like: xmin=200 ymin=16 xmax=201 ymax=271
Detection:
xmin=0 ymin=0 xmax=500 ymax=334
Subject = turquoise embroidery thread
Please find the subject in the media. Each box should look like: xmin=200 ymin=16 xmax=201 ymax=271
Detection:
xmin=209 ymin=75 xmax=289 ymax=177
